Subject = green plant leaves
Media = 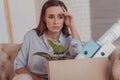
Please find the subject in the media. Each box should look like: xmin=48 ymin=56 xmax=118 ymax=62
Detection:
xmin=33 ymin=52 xmax=66 ymax=60
xmin=33 ymin=40 xmax=67 ymax=61
xmin=48 ymin=40 xmax=66 ymax=55
xmin=33 ymin=52 xmax=52 ymax=60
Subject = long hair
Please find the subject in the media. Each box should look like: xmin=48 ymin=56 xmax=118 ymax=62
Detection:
xmin=34 ymin=0 xmax=70 ymax=37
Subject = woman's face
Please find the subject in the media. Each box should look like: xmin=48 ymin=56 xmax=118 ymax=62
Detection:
xmin=45 ymin=6 xmax=64 ymax=33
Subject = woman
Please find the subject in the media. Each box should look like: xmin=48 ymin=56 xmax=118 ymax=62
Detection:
xmin=14 ymin=0 xmax=84 ymax=80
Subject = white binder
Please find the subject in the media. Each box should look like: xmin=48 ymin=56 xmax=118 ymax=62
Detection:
xmin=93 ymin=41 xmax=116 ymax=58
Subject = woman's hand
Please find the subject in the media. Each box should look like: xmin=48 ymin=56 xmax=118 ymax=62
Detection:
xmin=61 ymin=7 xmax=75 ymax=29
xmin=61 ymin=7 xmax=81 ymax=40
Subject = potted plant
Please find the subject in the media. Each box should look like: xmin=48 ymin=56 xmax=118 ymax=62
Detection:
xmin=33 ymin=40 xmax=67 ymax=61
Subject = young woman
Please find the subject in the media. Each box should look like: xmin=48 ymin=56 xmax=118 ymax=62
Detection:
xmin=14 ymin=0 xmax=84 ymax=80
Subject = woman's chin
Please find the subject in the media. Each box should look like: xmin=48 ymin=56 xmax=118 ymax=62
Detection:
xmin=51 ymin=30 xmax=61 ymax=33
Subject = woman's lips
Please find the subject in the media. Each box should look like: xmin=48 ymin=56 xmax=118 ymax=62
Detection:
xmin=53 ymin=26 xmax=60 ymax=29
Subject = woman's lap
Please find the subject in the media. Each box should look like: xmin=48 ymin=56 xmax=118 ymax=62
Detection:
xmin=12 ymin=73 xmax=33 ymax=80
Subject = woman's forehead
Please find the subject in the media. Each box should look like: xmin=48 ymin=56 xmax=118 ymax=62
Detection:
xmin=46 ymin=6 xmax=64 ymax=14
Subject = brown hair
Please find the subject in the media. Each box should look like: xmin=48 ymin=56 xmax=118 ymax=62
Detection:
xmin=34 ymin=0 xmax=70 ymax=37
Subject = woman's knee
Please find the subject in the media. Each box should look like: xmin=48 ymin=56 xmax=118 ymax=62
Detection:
xmin=12 ymin=73 xmax=33 ymax=80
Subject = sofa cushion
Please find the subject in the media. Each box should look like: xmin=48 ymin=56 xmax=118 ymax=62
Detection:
xmin=0 ymin=44 xmax=21 ymax=80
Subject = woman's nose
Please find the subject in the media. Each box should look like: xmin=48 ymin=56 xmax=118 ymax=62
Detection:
xmin=53 ymin=18 xmax=58 ymax=24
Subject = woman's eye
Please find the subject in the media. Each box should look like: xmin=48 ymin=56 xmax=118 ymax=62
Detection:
xmin=48 ymin=15 xmax=54 ymax=19
xmin=48 ymin=14 xmax=64 ymax=19
xmin=58 ymin=15 xmax=64 ymax=19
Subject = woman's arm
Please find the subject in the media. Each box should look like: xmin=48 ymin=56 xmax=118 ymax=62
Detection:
xmin=69 ymin=24 xmax=80 ymax=40
xmin=62 ymin=7 xmax=80 ymax=41
xmin=62 ymin=7 xmax=84 ymax=56
xmin=14 ymin=31 xmax=44 ymax=80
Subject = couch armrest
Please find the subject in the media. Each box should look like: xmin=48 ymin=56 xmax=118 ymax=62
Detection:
xmin=0 ymin=43 xmax=21 ymax=80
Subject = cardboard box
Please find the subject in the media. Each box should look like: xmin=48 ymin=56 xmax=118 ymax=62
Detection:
xmin=47 ymin=58 xmax=109 ymax=80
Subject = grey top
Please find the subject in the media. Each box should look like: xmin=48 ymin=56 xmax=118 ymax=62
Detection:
xmin=14 ymin=30 xmax=84 ymax=78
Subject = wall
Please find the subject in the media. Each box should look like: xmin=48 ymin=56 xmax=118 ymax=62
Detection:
xmin=90 ymin=0 xmax=120 ymax=42
xmin=9 ymin=0 xmax=37 ymax=43
xmin=0 ymin=0 xmax=9 ymax=43
xmin=62 ymin=0 xmax=91 ymax=42
xmin=0 ymin=0 xmax=37 ymax=43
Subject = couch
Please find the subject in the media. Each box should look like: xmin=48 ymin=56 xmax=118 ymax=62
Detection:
xmin=0 ymin=44 xmax=21 ymax=80
xmin=0 ymin=43 xmax=120 ymax=80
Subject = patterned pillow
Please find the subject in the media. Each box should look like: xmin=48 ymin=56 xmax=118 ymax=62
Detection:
xmin=0 ymin=44 xmax=21 ymax=80
xmin=0 ymin=46 xmax=9 ymax=80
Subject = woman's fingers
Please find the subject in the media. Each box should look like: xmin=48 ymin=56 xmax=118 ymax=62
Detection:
xmin=61 ymin=6 xmax=66 ymax=12
xmin=60 ymin=12 xmax=72 ymax=19
xmin=60 ymin=6 xmax=74 ymax=27
xmin=61 ymin=7 xmax=71 ymax=17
